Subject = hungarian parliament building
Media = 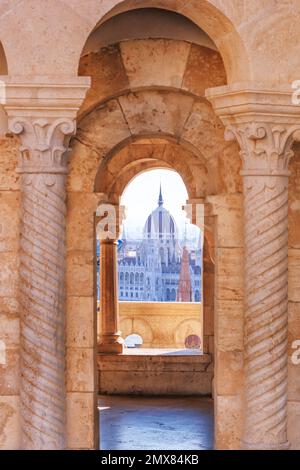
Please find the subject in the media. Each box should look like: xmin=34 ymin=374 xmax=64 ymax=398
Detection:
xmin=100 ymin=187 xmax=202 ymax=303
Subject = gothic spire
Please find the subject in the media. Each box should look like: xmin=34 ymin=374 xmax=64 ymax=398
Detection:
xmin=158 ymin=183 xmax=164 ymax=207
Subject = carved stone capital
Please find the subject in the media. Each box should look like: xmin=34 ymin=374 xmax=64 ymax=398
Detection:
xmin=206 ymin=83 xmax=300 ymax=176
xmin=1 ymin=76 xmax=91 ymax=174
xmin=225 ymin=122 xmax=300 ymax=176
xmin=10 ymin=116 xmax=76 ymax=174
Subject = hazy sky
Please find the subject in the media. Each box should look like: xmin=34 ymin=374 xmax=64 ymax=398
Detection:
xmin=121 ymin=169 xmax=199 ymax=240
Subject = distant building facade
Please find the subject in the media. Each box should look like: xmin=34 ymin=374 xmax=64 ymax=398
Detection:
xmin=116 ymin=187 xmax=202 ymax=302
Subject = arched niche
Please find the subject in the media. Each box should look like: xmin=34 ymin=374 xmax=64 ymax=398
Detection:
xmin=94 ymin=138 xmax=209 ymax=202
xmin=78 ymin=1 xmax=250 ymax=83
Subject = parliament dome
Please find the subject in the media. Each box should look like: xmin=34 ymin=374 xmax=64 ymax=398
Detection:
xmin=143 ymin=185 xmax=178 ymax=240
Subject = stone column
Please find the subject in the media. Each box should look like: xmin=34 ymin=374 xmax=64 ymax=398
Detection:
xmin=206 ymin=85 xmax=300 ymax=450
xmin=3 ymin=78 xmax=90 ymax=449
xmin=97 ymin=203 xmax=124 ymax=354
xmin=226 ymin=123 xmax=295 ymax=449
xmin=185 ymin=198 xmax=215 ymax=355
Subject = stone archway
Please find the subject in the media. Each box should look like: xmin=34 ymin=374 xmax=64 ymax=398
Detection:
xmin=95 ymin=139 xmax=208 ymax=347
xmin=65 ymin=35 xmax=243 ymax=446
xmin=82 ymin=0 xmax=251 ymax=84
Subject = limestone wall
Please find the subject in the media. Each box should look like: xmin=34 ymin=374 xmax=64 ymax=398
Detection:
xmin=209 ymin=194 xmax=244 ymax=450
xmin=287 ymin=152 xmax=300 ymax=449
xmin=1 ymin=0 xmax=300 ymax=85
xmin=0 ymin=135 xmax=20 ymax=449
xmin=65 ymin=192 xmax=99 ymax=450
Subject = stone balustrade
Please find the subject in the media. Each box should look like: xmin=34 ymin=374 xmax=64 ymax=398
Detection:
xmin=98 ymin=301 xmax=203 ymax=350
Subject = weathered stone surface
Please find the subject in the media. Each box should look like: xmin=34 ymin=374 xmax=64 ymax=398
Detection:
xmin=215 ymin=299 xmax=244 ymax=351
xmin=288 ymin=302 xmax=300 ymax=353
xmin=183 ymin=44 xmax=226 ymax=96
xmin=66 ymin=251 xmax=94 ymax=297
xmin=68 ymin=139 xmax=102 ymax=193
xmin=288 ymin=302 xmax=300 ymax=402
xmin=0 ymin=297 xmax=18 ymax=316
xmin=208 ymin=194 xmax=243 ymax=248
xmin=67 ymin=192 xmax=98 ymax=251
xmin=215 ymin=394 xmax=243 ymax=450
xmin=98 ymin=354 xmax=212 ymax=396
xmin=118 ymin=90 xmax=194 ymax=138
xmin=215 ymin=350 xmax=243 ymax=395
xmin=97 ymin=141 xmax=205 ymax=199
xmin=118 ymin=302 xmax=202 ymax=349
xmin=79 ymin=45 xmax=129 ymax=116
xmin=66 ymin=348 xmax=95 ymax=393
xmin=219 ymin=143 xmax=242 ymax=194
xmin=0 ymin=192 xmax=20 ymax=253
xmin=203 ymin=306 xmax=214 ymax=337
xmin=0 ymin=396 xmax=20 ymax=449
xmin=0 ymin=312 xmax=19 ymax=349
xmin=288 ymin=157 xmax=300 ymax=249
xmin=120 ymin=39 xmax=191 ymax=89
xmin=66 ymin=392 xmax=96 ymax=450
xmin=0 ymin=136 xmax=19 ymax=191
xmin=181 ymin=100 xmax=225 ymax=160
xmin=66 ymin=296 xmax=95 ymax=348
xmin=288 ymin=249 xmax=300 ymax=302
xmin=288 ymin=401 xmax=300 ymax=450
xmin=215 ymin=248 xmax=244 ymax=301
xmin=0 ymin=254 xmax=18 ymax=298
xmin=0 ymin=349 xmax=19 ymax=395
xmin=77 ymin=99 xmax=130 ymax=153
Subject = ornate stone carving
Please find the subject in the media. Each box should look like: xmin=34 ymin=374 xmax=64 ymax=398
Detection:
xmin=242 ymin=174 xmax=289 ymax=449
xmin=225 ymin=123 xmax=300 ymax=175
xmin=206 ymin=85 xmax=300 ymax=449
xmin=225 ymin=122 xmax=298 ymax=449
xmin=9 ymin=117 xmax=76 ymax=174
xmin=11 ymin=116 xmax=76 ymax=449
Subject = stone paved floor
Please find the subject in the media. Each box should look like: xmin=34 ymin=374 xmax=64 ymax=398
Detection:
xmin=99 ymin=395 xmax=214 ymax=450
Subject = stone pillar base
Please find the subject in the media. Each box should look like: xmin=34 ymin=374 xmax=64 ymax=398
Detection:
xmin=98 ymin=334 xmax=124 ymax=354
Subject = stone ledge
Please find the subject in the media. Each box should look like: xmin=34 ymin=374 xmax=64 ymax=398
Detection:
xmin=98 ymin=352 xmax=212 ymax=396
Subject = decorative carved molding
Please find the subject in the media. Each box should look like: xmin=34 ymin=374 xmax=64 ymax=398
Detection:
xmin=9 ymin=117 xmax=76 ymax=174
xmin=225 ymin=123 xmax=300 ymax=175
